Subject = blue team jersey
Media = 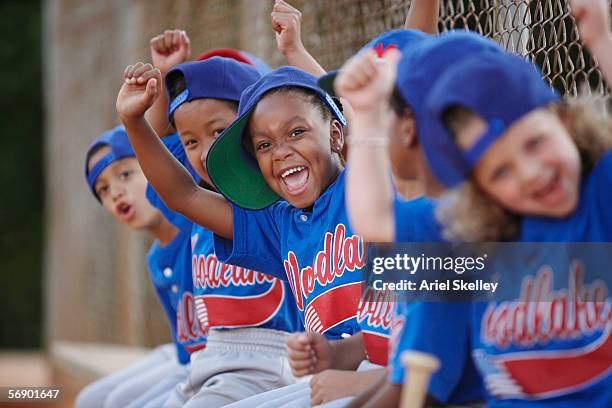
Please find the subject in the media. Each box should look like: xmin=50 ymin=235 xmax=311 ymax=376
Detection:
xmin=214 ymin=170 xmax=394 ymax=361
xmin=394 ymin=195 xmax=443 ymax=242
xmin=147 ymin=231 xmax=207 ymax=364
xmin=390 ymin=151 xmax=612 ymax=406
xmin=190 ymin=223 xmax=301 ymax=332
xmin=390 ymin=195 xmax=485 ymax=402
xmin=471 ymin=150 xmax=612 ymax=406
xmin=388 ymin=301 xmax=486 ymax=403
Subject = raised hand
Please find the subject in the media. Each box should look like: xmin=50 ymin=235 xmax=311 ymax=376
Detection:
xmin=271 ymin=0 xmax=305 ymax=56
xmin=571 ymin=0 xmax=612 ymax=86
xmin=286 ymin=332 xmax=334 ymax=377
xmin=150 ymin=29 xmax=191 ymax=74
xmin=335 ymin=48 xmax=401 ymax=114
xmin=116 ymin=63 xmax=161 ymax=122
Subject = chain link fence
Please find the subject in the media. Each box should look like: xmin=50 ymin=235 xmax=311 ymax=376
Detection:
xmin=300 ymin=0 xmax=611 ymax=98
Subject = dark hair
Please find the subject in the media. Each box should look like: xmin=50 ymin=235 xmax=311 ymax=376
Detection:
xmin=389 ymin=86 xmax=409 ymax=116
xmin=263 ymin=86 xmax=344 ymax=122
xmin=166 ymin=70 xmax=187 ymax=102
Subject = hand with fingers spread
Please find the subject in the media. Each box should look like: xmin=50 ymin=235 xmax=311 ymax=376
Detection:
xmin=286 ymin=332 xmax=334 ymax=377
xmin=116 ymin=62 xmax=161 ymax=122
xmin=150 ymin=29 xmax=191 ymax=75
xmin=271 ymin=0 xmax=305 ymax=56
xmin=335 ymin=48 xmax=401 ymax=115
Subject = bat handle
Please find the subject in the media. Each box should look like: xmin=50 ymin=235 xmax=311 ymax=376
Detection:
xmin=399 ymin=351 xmax=441 ymax=408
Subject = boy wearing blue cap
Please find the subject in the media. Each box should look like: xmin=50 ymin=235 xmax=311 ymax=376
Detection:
xmin=145 ymin=28 xmax=273 ymax=140
xmin=78 ymin=127 xmax=206 ymax=408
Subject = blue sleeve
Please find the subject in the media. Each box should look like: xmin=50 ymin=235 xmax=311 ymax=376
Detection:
xmin=153 ymin=285 xmax=189 ymax=364
xmin=213 ymin=202 xmax=288 ymax=280
xmin=393 ymin=196 xmax=443 ymax=242
xmin=594 ymin=151 xmax=612 ymax=240
xmin=146 ymin=184 xmax=193 ymax=235
xmin=146 ymin=250 xmax=189 ymax=364
xmin=388 ymin=302 xmax=478 ymax=403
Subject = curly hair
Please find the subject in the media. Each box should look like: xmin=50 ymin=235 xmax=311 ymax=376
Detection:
xmin=436 ymin=94 xmax=612 ymax=242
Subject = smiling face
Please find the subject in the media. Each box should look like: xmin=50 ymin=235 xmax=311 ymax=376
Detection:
xmin=248 ymin=89 xmax=344 ymax=209
xmin=455 ymin=107 xmax=581 ymax=218
xmin=88 ymin=146 xmax=162 ymax=229
xmin=173 ymin=98 xmax=238 ymax=186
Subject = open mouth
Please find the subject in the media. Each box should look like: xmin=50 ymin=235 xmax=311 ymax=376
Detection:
xmin=116 ymin=202 xmax=135 ymax=222
xmin=533 ymin=173 xmax=566 ymax=207
xmin=279 ymin=166 xmax=309 ymax=196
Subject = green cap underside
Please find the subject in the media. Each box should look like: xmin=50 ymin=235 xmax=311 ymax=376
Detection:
xmin=207 ymin=108 xmax=280 ymax=210
xmin=317 ymin=71 xmax=338 ymax=97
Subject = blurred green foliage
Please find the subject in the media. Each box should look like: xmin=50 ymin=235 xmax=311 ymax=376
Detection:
xmin=0 ymin=0 xmax=42 ymax=348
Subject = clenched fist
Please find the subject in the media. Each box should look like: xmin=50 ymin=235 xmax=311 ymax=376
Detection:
xmin=116 ymin=62 xmax=162 ymax=122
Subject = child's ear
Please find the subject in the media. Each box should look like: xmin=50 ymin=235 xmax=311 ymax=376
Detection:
xmin=329 ymin=119 xmax=344 ymax=154
xmin=399 ymin=114 xmax=418 ymax=148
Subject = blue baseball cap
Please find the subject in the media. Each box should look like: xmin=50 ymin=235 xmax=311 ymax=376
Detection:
xmin=394 ymin=31 xmax=505 ymax=182
xmin=423 ymin=52 xmax=560 ymax=187
xmin=166 ymin=56 xmax=261 ymax=125
xmin=317 ymin=29 xmax=430 ymax=95
xmin=85 ymin=126 xmax=135 ymax=200
xmin=207 ymin=66 xmax=347 ymax=210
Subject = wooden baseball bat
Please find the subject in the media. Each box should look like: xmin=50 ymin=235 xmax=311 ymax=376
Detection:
xmin=399 ymin=350 xmax=441 ymax=408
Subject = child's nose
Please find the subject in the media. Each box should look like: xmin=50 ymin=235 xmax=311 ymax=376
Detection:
xmin=272 ymin=142 xmax=293 ymax=160
xmin=110 ymin=184 xmax=125 ymax=200
xmin=518 ymin=159 xmax=542 ymax=187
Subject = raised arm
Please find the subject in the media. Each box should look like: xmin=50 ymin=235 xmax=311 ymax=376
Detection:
xmin=571 ymin=0 xmax=612 ymax=87
xmin=116 ymin=62 xmax=234 ymax=239
xmin=146 ymin=29 xmax=191 ymax=137
xmin=404 ymin=0 xmax=441 ymax=34
xmin=271 ymin=0 xmax=326 ymax=76
xmin=336 ymin=49 xmax=401 ymax=242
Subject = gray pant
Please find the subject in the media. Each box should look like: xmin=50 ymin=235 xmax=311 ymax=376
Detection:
xmin=163 ymin=328 xmax=297 ymax=408
xmin=75 ymin=343 xmax=179 ymax=408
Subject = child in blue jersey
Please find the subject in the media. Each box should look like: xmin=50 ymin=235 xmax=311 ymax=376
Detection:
xmin=419 ymin=3 xmax=612 ymax=404
xmin=341 ymin=0 xmax=612 ymax=406
xmin=77 ymin=126 xmax=205 ymax=408
xmin=118 ymin=56 xmax=305 ymax=408
xmin=139 ymin=30 xmax=306 ymax=408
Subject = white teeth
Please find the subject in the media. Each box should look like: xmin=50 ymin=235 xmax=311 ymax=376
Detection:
xmin=281 ymin=166 xmax=305 ymax=178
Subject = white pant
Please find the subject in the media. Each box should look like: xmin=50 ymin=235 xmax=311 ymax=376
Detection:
xmin=163 ymin=328 xmax=297 ymax=408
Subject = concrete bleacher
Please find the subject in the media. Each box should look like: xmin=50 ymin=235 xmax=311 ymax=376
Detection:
xmin=49 ymin=341 xmax=151 ymax=406
xmin=0 ymin=343 xmax=150 ymax=408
